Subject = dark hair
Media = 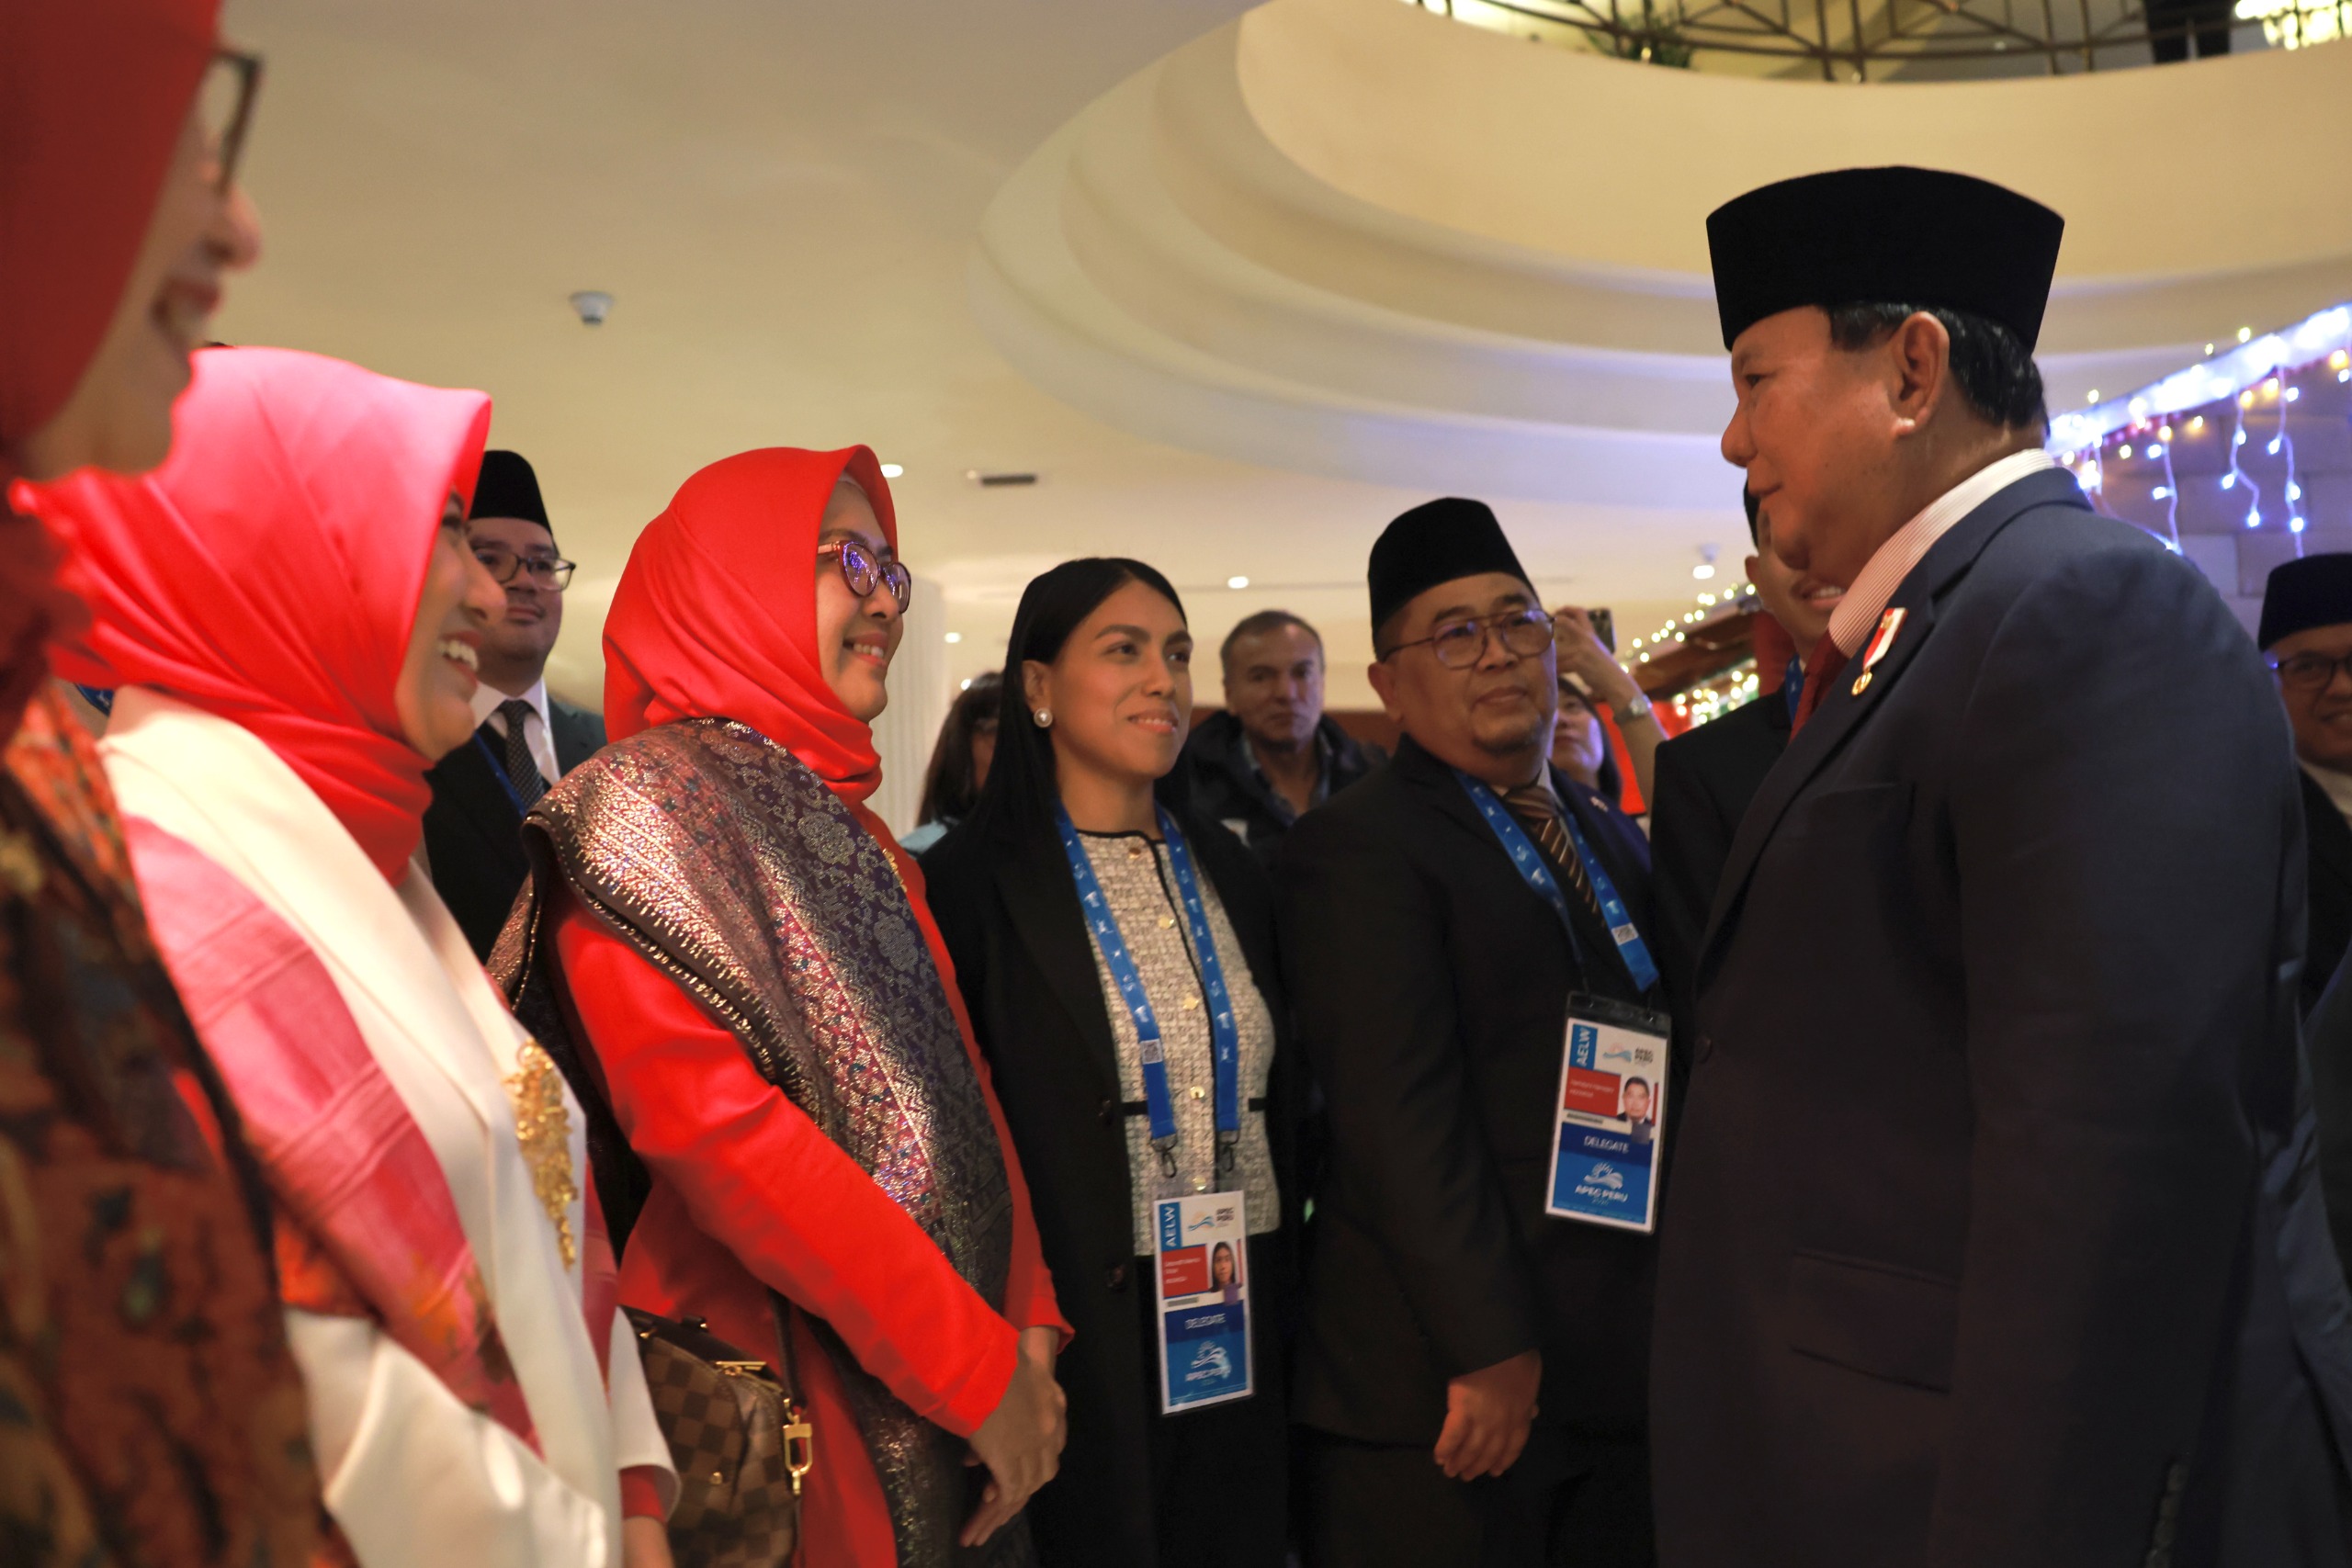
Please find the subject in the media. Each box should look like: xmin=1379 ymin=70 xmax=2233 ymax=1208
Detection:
xmin=1624 ymin=1077 xmax=1651 ymax=1094
xmin=964 ymin=558 xmax=1189 ymax=846
xmin=1220 ymin=609 xmax=1323 ymax=674
xmin=1826 ymin=301 xmax=2047 ymax=434
xmin=916 ymin=671 xmax=1002 ymax=827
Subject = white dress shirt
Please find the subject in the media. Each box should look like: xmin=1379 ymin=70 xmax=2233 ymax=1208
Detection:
xmin=471 ymin=676 xmax=564 ymax=786
xmin=1825 ymin=448 xmax=2063 ymax=656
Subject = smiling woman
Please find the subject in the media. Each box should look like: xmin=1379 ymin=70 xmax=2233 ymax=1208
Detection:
xmin=22 ymin=344 xmax=677 ymax=1568
xmin=922 ymin=558 xmax=1306 ymax=1568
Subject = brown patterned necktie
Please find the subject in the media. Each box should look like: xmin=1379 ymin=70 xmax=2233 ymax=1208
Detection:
xmin=1499 ymin=783 xmax=1607 ymax=930
xmin=494 ymin=698 xmax=548 ymax=808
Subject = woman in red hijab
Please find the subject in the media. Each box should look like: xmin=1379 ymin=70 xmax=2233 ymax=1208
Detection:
xmin=27 ymin=346 xmax=678 ymax=1568
xmin=495 ymin=446 xmax=1070 ymax=1567
xmin=0 ymin=7 xmax=308 ymax=1568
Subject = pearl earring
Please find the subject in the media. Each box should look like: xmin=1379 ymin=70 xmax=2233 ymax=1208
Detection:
xmin=1034 ymin=707 xmax=1053 ymax=728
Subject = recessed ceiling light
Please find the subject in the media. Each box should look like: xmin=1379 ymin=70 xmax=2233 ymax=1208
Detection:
xmin=1692 ymin=564 xmax=1715 ymax=581
xmin=1227 ymin=575 xmax=1250 ymax=590
xmin=944 ymin=632 xmax=962 ymax=644
xmin=880 ymin=463 xmax=904 ymax=479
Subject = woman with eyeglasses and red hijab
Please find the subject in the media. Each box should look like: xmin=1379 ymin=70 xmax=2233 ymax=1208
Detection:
xmin=493 ymin=446 xmax=1069 ymax=1567
xmin=24 ymin=346 xmax=676 ymax=1568
xmin=0 ymin=6 xmax=317 ymax=1567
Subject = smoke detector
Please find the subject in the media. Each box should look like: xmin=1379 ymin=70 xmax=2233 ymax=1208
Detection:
xmin=569 ymin=290 xmax=614 ymax=327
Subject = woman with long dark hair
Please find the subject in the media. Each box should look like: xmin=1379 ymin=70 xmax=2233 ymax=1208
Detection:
xmin=903 ymin=670 xmax=1002 ymax=856
xmin=924 ymin=558 xmax=1299 ymax=1568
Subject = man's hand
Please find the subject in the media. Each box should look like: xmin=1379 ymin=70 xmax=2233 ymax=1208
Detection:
xmin=1433 ymin=1349 xmax=1542 ymax=1481
xmin=960 ymin=1326 xmax=1068 ymax=1547
xmin=623 ymin=1516 xmax=674 ymax=1568
xmin=1553 ymin=606 xmax=1645 ymax=715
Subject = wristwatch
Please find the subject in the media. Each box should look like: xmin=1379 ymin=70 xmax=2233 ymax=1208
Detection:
xmin=1611 ymin=691 xmax=1655 ymax=721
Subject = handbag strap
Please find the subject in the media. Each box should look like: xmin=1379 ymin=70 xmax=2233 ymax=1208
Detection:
xmin=767 ymin=1292 xmax=815 ymax=1497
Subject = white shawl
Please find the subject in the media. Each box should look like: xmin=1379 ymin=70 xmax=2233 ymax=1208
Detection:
xmin=104 ymin=689 xmax=670 ymax=1568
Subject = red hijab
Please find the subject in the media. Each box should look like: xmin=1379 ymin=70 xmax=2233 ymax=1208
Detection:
xmin=0 ymin=0 xmax=217 ymax=741
xmin=605 ymin=446 xmax=898 ymax=805
xmin=20 ymin=347 xmax=492 ymax=880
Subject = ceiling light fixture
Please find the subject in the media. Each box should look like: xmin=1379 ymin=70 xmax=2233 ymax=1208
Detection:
xmin=1227 ymin=575 xmax=1250 ymax=590
xmin=880 ymin=463 xmax=905 ymax=479
xmin=569 ymin=290 xmax=613 ymax=327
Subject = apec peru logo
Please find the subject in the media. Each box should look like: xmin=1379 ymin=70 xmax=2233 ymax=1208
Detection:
xmin=1575 ymin=1162 xmax=1627 ymax=1202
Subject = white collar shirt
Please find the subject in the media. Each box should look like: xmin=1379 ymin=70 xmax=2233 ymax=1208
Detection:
xmin=1825 ymin=448 xmax=2062 ymax=656
xmin=469 ymin=676 xmax=563 ymax=786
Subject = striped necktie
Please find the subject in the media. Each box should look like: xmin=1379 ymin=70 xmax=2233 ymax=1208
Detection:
xmin=1499 ymin=783 xmax=1607 ymax=931
xmin=494 ymin=698 xmax=548 ymax=808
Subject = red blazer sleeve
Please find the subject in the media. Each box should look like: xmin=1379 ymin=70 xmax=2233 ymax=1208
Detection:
xmin=891 ymin=840 xmax=1069 ymax=1345
xmin=553 ymin=898 xmax=1018 ymax=1438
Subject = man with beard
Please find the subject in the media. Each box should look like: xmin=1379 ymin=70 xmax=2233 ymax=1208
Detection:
xmin=1282 ymin=498 xmax=1660 ymax=1567
xmin=421 ymin=449 xmax=607 ymax=956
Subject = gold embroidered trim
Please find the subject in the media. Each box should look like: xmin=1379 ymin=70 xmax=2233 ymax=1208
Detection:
xmin=505 ymin=1039 xmax=578 ymax=1267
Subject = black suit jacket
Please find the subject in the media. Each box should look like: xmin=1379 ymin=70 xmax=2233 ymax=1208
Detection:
xmin=1278 ymin=734 xmax=1658 ymax=1445
xmin=921 ymin=807 xmax=1303 ymax=1568
xmin=2302 ymin=769 xmax=2352 ymax=1019
xmin=1652 ymin=469 xmax=2352 ymax=1568
xmin=1647 ymin=690 xmax=1788 ymax=1045
xmin=422 ymin=695 xmax=605 ymax=960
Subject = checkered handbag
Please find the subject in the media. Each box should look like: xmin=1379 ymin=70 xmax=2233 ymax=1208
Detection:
xmin=625 ymin=1306 xmax=811 ymax=1568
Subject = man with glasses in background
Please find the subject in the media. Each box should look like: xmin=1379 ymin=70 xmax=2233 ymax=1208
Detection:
xmin=1281 ymin=497 xmax=1660 ymax=1567
xmin=422 ymin=449 xmax=606 ymax=957
xmin=2259 ymin=554 xmax=2352 ymax=1019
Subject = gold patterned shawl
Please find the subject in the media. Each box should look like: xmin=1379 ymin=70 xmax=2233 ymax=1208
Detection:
xmin=492 ymin=717 xmax=1023 ymax=1568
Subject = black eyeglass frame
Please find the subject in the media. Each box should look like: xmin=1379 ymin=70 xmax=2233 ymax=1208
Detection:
xmin=1381 ymin=606 xmax=1557 ymax=670
xmin=2268 ymin=650 xmax=2352 ymax=692
xmin=206 ymin=49 xmax=265 ymax=195
xmin=820 ymin=539 xmax=912 ymax=612
xmin=472 ymin=540 xmax=578 ymax=591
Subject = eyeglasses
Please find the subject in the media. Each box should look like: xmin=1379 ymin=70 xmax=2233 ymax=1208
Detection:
xmin=473 ymin=541 xmax=577 ymax=591
xmin=820 ymin=539 xmax=911 ymax=612
xmin=198 ymin=49 xmax=265 ymax=196
xmin=1383 ymin=607 xmax=1555 ymax=670
xmin=2269 ymin=650 xmax=2352 ymax=691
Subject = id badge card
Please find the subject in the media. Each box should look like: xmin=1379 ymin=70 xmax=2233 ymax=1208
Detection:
xmin=1152 ymin=1191 xmax=1253 ymax=1414
xmin=1545 ymin=994 xmax=1671 ymax=1233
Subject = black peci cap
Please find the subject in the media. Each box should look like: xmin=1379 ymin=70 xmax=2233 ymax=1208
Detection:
xmin=2259 ymin=554 xmax=2352 ymax=650
xmin=1369 ymin=497 xmax=1533 ymax=642
xmin=469 ymin=449 xmax=552 ymax=538
xmin=1706 ymin=166 xmax=2064 ymax=352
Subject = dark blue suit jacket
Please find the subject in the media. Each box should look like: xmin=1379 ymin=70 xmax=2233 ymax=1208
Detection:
xmin=1651 ymin=468 xmax=2352 ymax=1567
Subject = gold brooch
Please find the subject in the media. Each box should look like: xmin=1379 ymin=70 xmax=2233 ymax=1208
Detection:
xmin=505 ymin=1039 xmax=579 ymax=1268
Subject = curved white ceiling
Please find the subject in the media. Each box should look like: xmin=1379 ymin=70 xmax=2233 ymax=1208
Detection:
xmin=976 ymin=0 xmax=2352 ymax=507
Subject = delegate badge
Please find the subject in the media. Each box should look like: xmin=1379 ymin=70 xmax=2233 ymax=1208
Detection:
xmin=1545 ymin=994 xmax=1672 ymax=1233
xmin=1153 ymin=1191 xmax=1253 ymax=1414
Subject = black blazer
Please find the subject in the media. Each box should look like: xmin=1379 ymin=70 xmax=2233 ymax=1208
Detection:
xmin=1646 ymin=689 xmax=1788 ymax=1044
xmin=1277 ymin=733 xmax=1659 ymax=1446
xmin=922 ymin=806 xmax=1303 ymax=1568
xmin=422 ymin=695 xmax=605 ymax=960
xmin=2302 ymin=769 xmax=2352 ymax=1019
xmin=1653 ymin=468 xmax=2352 ymax=1568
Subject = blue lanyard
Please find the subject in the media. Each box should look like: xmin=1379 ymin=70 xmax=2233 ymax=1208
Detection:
xmin=1056 ymin=805 xmax=1243 ymax=1175
xmin=1454 ymin=772 xmax=1660 ymax=994
xmin=1783 ymin=653 xmax=1806 ymax=725
xmin=473 ymin=728 xmax=529 ymax=818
